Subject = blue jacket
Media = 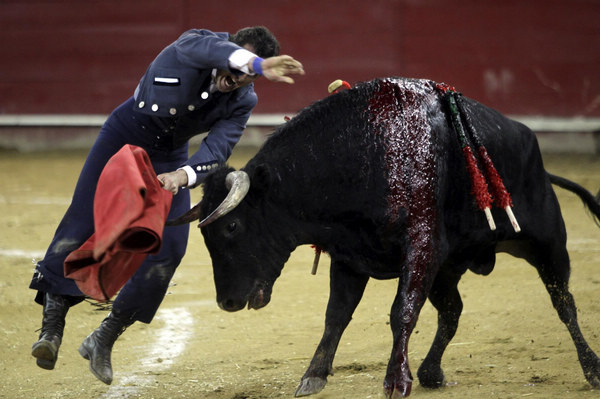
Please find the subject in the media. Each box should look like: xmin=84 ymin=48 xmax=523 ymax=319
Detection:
xmin=132 ymin=29 xmax=258 ymax=185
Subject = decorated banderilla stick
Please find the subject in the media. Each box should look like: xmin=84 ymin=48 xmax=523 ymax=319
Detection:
xmin=437 ymin=83 xmax=520 ymax=232
xmin=456 ymin=96 xmax=521 ymax=232
xmin=437 ymin=83 xmax=497 ymax=231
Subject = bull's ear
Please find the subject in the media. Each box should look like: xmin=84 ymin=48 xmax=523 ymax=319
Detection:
xmin=248 ymin=163 xmax=272 ymax=199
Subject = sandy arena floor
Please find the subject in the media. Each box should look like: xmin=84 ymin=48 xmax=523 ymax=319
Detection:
xmin=0 ymin=147 xmax=599 ymax=399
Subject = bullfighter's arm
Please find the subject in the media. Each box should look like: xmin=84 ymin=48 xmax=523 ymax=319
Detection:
xmin=176 ymin=29 xmax=304 ymax=82
xmin=174 ymin=29 xmax=245 ymax=72
xmin=158 ymin=92 xmax=255 ymax=194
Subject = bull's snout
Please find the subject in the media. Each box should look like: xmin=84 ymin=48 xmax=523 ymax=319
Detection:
xmin=216 ymin=282 xmax=270 ymax=312
xmin=218 ymin=299 xmax=246 ymax=312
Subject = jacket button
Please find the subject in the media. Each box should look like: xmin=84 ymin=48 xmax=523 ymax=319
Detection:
xmin=138 ymin=101 xmax=145 ymax=108
xmin=169 ymin=108 xmax=177 ymax=115
xmin=151 ymin=104 xmax=159 ymax=112
xmin=201 ymin=92 xmax=209 ymax=100
xmin=188 ymin=104 xmax=195 ymax=111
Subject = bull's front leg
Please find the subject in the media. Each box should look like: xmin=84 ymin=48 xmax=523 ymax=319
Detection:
xmin=295 ymin=260 xmax=369 ymax=397
xmin=384 ymin=267 xmax=433 ymax=398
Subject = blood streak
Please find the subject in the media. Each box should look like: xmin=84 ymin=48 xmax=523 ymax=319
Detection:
xmin=368 ymin=78 xmax=438 ymax=284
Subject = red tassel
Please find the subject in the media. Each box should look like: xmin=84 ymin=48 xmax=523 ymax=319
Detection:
xmin=462 ymin=146 xmax=492 ymax=210
xmin=436 ymin=82 xmax=457 ymax=94
xmin=478 ymin=147 xmax=520 ymax=232
xmin=477 ymin=147 xmax=513 ymax=209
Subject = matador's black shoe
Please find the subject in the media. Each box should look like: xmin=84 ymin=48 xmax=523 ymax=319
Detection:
xmin=78 ymin=310 xmax=135 ymax=384
xmin=31 ymin=292 xmax=70 ymax=370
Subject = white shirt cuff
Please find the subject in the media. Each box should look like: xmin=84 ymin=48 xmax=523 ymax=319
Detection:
xmin=178 ymin=166 xmax=197 ymax=187
xmin=229 ymin=48 xmax=257 ymax=75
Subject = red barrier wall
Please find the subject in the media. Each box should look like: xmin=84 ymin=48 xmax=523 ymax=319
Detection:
xmin=1 ymin=0 xmax=599 ymax=117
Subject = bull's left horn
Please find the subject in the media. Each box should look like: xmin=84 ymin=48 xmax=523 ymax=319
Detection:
xmin=165 ymin=170 xmax=250 ymax=227
xmin=165 ymin=202 xmax=203 ymax=226
xmin=198 ymin=170 xmax=250 ymax=227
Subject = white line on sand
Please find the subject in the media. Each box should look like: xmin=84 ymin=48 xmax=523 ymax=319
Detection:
xmin=0 ymin=196 xmax=71 ymax=205
xmin=101 ymin=307 xmax=194 ymax=399
xmin=0 ymin=248 xmax=45 ymax=259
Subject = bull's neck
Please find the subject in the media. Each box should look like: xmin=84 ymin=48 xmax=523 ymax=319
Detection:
xmin=283 ymin=215 xmax=336 ymax=252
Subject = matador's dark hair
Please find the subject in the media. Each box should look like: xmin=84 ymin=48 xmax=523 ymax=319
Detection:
xmin=230 ymin=26 xmax=280 ymax=58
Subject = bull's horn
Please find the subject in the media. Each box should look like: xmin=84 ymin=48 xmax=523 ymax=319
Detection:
xmin=165 ymin=170 xmax=250 ymax=227
xmin=197 ymin=170 xmax=250 ymax=228
xmin=165 ymin=202 xmax=203 ymax=226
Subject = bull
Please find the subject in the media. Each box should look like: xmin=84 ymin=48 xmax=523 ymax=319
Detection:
xmin=169 ymin=77 xmax=600 ymax=397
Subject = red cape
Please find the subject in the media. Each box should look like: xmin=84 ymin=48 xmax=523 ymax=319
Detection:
xmin=64 ymin=145 xmax=172 ymax=301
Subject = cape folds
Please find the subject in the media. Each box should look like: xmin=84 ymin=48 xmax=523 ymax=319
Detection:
xmin=64 ymin=145 xmax=173 ymax=301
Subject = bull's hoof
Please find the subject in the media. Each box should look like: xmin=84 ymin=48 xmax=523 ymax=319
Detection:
xmin=384 ymin=376 xmax=412 ymax=398
xmin=586 ymin=373 xmax=600 ymax=390
xmin=416 ymin=364 xmax=445 ymax=388
xmin=383 ymin=385 xmax=412 ymax=399
xmin=581 ymin=352 xmax=600 ymax=388
xmin=294 ymin=377 xmax=327 ymax=397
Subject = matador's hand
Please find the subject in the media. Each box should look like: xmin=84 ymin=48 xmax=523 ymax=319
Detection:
xmin=255 ymin=55 xmax=305 ymax=84
xmin=157 ymin=170 xmax=188 ymax=195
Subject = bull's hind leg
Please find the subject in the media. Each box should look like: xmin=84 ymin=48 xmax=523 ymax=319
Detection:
xmin=516 ymin=233 xmax=600 ymax=388
xmin=384 ymin=268 xmax=434 ymax=398
xmin=533 ymin=242 xmax=600 ymax=388
xmin=295 ymin=261 xmax=369 ymax=397
xmin=417 ymin=267 xmax=463 ymax=388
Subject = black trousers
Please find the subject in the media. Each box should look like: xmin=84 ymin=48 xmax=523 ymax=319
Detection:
xmin=30 ymin=98 xmax=191 ymax=323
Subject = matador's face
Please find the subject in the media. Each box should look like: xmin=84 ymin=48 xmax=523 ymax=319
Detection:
xmin=215 ymin=44 xmax=260 ymax=93
xmin=214 ymin=70 xmax=259 ymax=93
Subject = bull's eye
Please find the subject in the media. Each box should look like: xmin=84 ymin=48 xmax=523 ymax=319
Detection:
xmin=227 ymin=222 xmax=237 ymax=233
xmin=222 ymin=218 xmax=242 ymax=238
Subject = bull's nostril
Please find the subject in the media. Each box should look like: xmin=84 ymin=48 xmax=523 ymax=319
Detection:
xmin=218 ymin=299 xmax=243 ymax=312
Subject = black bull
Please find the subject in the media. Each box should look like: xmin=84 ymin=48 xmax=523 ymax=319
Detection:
xmin=169 ymin=77 xmax=600 ymax=398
